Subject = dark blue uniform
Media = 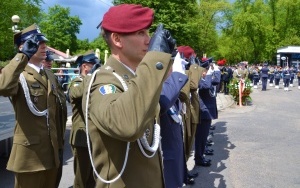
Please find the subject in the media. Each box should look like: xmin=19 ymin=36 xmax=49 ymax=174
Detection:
xmin=283 ymin=69 xmax=290 ymax=90
xmin=194 ymin=70 xmax=221 ymax=165
xmin=269 ymin=68 xmax=275 ymax=86
xmin=221 ymin=66 xmax=233 ymax=95
xmin=297 ymin=70 xmax=300 ymax=88
xmin=159 ymin=72 xmax=188 ymax=188
xmin=252 ymin=69 xmax=260 ymax=88
xmin=260 ymin=66 xmax=269 ymax=91
xmin=274 ymin=69 xmax=281 ymax=88
xmin=289 ymin=68 xmax=295 ymax=86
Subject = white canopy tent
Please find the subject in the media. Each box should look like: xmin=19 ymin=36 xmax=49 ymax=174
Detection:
xmin=277 ymin=46 xmax=300 ymax=53
xmin=276 ymin=46 xmax=300 ymax=67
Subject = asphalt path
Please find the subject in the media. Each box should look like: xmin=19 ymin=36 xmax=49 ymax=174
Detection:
xmin=186 ymin=84 xmax=300 ymax=188
xmin=1 ymin=83 xmax=300 ymax=188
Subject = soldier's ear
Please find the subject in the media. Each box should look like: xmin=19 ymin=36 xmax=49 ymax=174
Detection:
xmin=19 ymin=44 xmax=24 ymax=51
xmin=111 ymin=33 xmax=122 ymax=48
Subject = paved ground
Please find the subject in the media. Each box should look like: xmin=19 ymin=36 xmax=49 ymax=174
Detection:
xmin=186 ymin=83 xmax=300 ymax=188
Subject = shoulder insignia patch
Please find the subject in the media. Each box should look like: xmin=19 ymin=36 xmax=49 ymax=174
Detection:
xmin=99 ymin=84 xmax=116 ymax=95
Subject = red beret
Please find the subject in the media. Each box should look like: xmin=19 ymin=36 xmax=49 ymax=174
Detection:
xmin=201 ymin=57 xmax=208 ymax=62
xmin=101 ymin=4 xmax=154 ymax=33
xmin=217 ymin=59 xmax=226 ymax=66
xmin=177 ymin=46 xmax=195 ymax=59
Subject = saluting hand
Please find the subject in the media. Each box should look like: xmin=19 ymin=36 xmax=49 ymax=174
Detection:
xmin=148 ymin=23 xmax=176 ymax=54
xmin=173 ymin=52 xmax=187 ymax=75
xmin=20 ymin=35 xmax=39 ymax=60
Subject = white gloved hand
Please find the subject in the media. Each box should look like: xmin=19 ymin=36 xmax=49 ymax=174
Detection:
xmin=173 ymin=52 xmax=187 ymax=74
xmin=213 ymin=63 xmax=220 ymax=71
xmin=206 ymin=66 xmax=214 ymax=75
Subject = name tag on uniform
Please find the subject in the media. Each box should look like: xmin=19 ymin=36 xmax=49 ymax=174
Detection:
xmin=31 ymin=83 xmax=40 ymax=88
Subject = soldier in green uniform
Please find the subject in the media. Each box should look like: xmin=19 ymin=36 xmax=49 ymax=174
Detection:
xmin=42 ymin=51 xmax=54 ymax=69
xmin=0 ymin=24 xmax=67 ymax=188
xmin=82 ymin=4 xmax=176 ymax=188
xmin=69 ymin=51 xmax=100 ymax=188
xmin=233 ymin=62 xmax=249 ymax=80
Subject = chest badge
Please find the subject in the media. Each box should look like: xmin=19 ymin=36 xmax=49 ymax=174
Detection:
xmin=34 ymin=97 xmax=38 ymax=103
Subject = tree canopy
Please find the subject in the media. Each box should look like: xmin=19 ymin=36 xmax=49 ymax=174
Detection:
xmin=2 ymin=0 xmax=300 ymax=65
xmin=0 ymin=0 xmax=42 ymax=60
xmin=39 ymin=5 xmax=82 ymax=55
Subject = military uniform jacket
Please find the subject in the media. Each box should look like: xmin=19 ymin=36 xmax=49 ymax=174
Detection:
xmin=159 ymin=72 xmax=188 ymax=188
xmin=189 ymin=64 xmax=203 ymax=124
xmin=221 ymin=67 xmax=233 ymax=82
xmin=198 ymin=71 xmax=221 ymax=120
xmin=82 ymin=52 xmax=172 ymax=188
xmin=69 ymin=75 xmax=88 ymax=147
xmin=0 ymin=53 xmax=67 ymax=173
xmin=179 ymin=70 xmax=192 ymax=158
xmin=260 ymin=67 xmax=269 ymax=78
xmin=283 ymin=70 xmax=291 ymax=79
xmin=233 ymin=68 xmax=248 ymax=79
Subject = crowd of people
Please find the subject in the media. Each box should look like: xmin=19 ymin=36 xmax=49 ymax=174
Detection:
xmin=2 ymin=3 xmax=300 ymax=188
xmin=247 ymin=64 xmax=300 ymax=91
xmin=217 ymin=62 xmax=300 ymax=93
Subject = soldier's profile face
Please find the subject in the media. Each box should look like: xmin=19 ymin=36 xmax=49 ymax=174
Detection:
xmin=31 ymin=41 xmax=47 ymax=61
xmin=42 ymin=60 xmax=52 ymax=69
xmin=119 ymin=29 xmax=151 ymax=66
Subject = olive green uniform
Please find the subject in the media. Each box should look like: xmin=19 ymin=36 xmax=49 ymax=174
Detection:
xmin=82 ymin=51 xmax=172 ymax=188
xmin=233 ymin=68 xmax=249 ymax=80
xmin=180 ymin=64 xmax=205 ymax=159
xmin=69 ymin=75 xmax=95 ymax=188
xmin=188 ymin=64 xmax=205 ymax=158
xmin=179 ymin=70 xmax=192 ymax=159
xmin=0 ymin=53 xmax=67 ymax=188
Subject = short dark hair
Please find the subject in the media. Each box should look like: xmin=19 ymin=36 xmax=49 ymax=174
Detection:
xmin=101 ymin=28 xmax=112 ymax=47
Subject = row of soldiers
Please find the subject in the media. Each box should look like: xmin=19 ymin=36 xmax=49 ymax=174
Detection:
xmin=219 ymin=62 xmax=300 ymax=91
xmin=0 ymin=4 xmax=222 ymax=188
xmin=248 ymin=64 xmax=300 ymax=91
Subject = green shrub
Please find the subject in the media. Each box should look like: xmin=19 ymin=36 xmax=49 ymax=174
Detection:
xmin=228 ymin=78 xmax=253 ymax=105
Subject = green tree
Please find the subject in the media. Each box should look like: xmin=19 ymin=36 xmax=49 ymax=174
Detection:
xmin=218 ymin=0 xmax=300 ymax=64
xmin=112 ymin=0 xmax=199 ymax=49
xmin=89 ymin=37 xmax=109 ymax=63
xmin=0 ymin=0 xmax=42 ymax=61
xmin=194 ymin=0 xmax=231 ymax=58
xmin=76 ymin=39 xmax=91 ymax=54
xmin=39 ymin=5 xmax=82 ymax=55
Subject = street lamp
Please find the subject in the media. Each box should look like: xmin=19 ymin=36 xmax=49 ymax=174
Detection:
xmin=281 ymin=56 xmax=287 ymax=68
xmin=11 ymin=15 xmax=20 ymax=33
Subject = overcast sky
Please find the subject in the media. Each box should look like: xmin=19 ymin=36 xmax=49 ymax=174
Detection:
xmin=42 ymin=0 xmax=113 ymax=41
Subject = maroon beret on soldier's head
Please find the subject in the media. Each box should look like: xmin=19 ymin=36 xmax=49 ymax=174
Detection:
xmin=177 ymin=46 xmax=195 ymax=59
xmin=101 ymin=4 xmax=154 ymax=33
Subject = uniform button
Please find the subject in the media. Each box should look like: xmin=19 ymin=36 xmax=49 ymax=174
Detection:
xmin=145 ymin=129 xmax=151 ymax=138
xmin=179 ymin=78 xmax=183 ymax=82
xmin=24 ymin=141 xmax=29 ymax=145
xmin=123 ymin=75 xmax=129 ymax=79
xmin=156 ymin=62 xmax=163 ymax=70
